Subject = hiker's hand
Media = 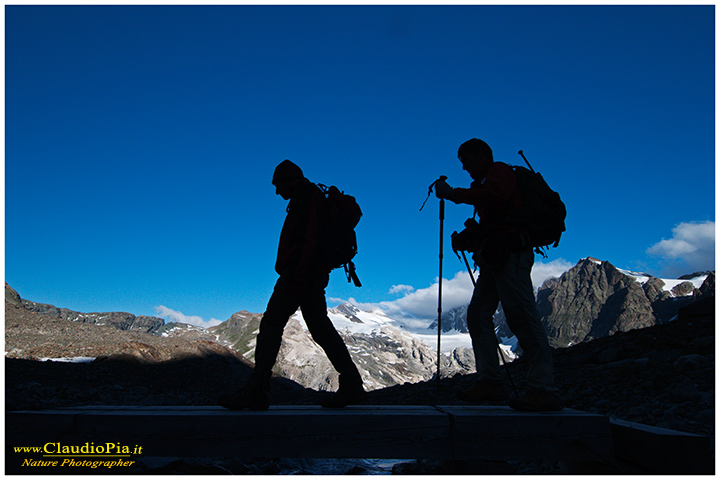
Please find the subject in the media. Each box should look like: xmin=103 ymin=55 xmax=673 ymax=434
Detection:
xmin=434 ymin=179 xmax=453 ymax=200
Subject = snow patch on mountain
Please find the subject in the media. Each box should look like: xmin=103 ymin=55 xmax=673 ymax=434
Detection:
xmin=618 ymin=268 xmax=708 ymax=294
xmin=38 ymin=357 xmax=95 ymax=363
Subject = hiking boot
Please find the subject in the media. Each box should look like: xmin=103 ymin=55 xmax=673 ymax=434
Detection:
xmin=217 ymin=389 xmax=269 ymax=411
xmin=321 ymin=386 xmax=367 ymax=408
xmin=457 ymin=381 xmax=509 ymax=403
xmin=508 ymin=388 xmax=564 ymax=412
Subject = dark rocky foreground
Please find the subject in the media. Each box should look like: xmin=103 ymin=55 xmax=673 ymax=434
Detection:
xmin=5 ymin=297 xmax=714 ymax=474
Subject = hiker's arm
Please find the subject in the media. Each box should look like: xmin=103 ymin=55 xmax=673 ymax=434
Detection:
xmin=452 ymin=165 xmax=516 ymax=206
xmin=274 ymin=186 xmax=319 ymax=278
xmin=294 ymin=192 xmax=321 ymax=279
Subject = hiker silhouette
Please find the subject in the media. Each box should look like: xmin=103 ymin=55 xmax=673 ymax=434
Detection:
xmin=435 ymin=138 xmax=563 ymax=411
xmin=218 ymin=160 xmax=366 ymax=410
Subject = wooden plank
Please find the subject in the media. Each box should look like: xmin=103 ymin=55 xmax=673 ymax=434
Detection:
xmin=439 ymin=406 xmax=615 ymax=462
xmin=609 ymin=418 xmax=714 ymax=474
xmin=6 ymin=405 xmax=612 ymax=462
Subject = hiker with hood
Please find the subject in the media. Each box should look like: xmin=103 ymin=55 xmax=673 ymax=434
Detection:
xmin=434 ymin=138 xmax=563 ymax=411
xmin=218 ymin=160 xmax=366 ymax=410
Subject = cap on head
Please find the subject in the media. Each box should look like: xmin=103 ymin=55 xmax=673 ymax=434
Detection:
xmin=272 ymin=159 xmax=304 ymax=186
xmin=458 ymin=138 xmax=493 ymax=162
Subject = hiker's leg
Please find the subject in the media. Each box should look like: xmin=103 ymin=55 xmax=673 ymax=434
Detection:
xmin=301 ymin=270 xmax=363 ymax=388
xmin=495 ymin=249 xmax=556 ymax=392
xmin=253 ymin=275 xmax=300 ymax=383
xmin=466 ymin=266 xmax=503 ymax=384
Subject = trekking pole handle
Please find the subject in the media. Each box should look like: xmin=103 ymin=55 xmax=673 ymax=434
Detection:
xmin=419 ymin=175 xmax=449 ymax=211
xmin=429 ymin=175 xmax=448 ymax=191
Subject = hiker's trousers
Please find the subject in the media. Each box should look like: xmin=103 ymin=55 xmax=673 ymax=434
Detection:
xmin=467 ymin=248 xmax=557 ymax=392
xmin=253 ymin=270 xmax=363 ymax=389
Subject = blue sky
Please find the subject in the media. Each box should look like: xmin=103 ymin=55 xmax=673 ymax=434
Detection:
xmin=5 ymin=5 xmax=715 ymax=327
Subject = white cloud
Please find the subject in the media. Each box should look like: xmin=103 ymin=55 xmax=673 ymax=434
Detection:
xmin=155 ymin=305 xmax=223 ymax=328
xmin=350 ymin=270 xmax=475 ymax=328
xmin=647 ymin=221 xmax=715 ymax=276
xmin=388 ymin=284 xmax=414 ymax=295
xmin=531 ymin=258 xmax=574 ymax=289
xmin=349 ymin=258 xmax=574 ymax=328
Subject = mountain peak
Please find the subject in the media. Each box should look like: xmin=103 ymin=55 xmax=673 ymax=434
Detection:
xmin=329 ymin=303 xmax=363 ymax=323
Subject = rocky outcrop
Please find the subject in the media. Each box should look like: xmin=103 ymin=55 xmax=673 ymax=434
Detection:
xmin=208 ymin=310 xmax=261 ymax=353
xmin=697 ymin=271 xmax=715 ymax=297
xmin=537 ymin=258 xmax=657 ymax=347
xmin=537 ymin=259 xmax=712 ymax=348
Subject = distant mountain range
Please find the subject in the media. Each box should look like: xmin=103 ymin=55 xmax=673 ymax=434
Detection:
xmin=5 ymin=257 xmax=714 ymax=392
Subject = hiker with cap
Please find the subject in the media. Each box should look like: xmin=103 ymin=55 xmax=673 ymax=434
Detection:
xmin=434 ymin=138 xmax=563 ymax=411
xmin=218 ymin=160 xmax=366 ymax=410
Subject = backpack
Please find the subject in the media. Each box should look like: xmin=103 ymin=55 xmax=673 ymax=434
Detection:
xmin=506 ymin=163 xmax=567 ymax=257
xmin=317 ymin=184 xmax=363 ymax=287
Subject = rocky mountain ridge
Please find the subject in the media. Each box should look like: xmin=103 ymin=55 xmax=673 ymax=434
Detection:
xmin=432 ymin=258 xmax=713 ymax=349
xmin=539 ymin=258 xmax=711 ymax=347
xmin=18 ymin=293 xmax=165 ymax=335
xmin=5 ymin=294 xmax=242 ymax=365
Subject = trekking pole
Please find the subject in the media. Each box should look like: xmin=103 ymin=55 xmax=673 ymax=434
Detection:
xmin=458 ymin=249 xmax=519 ymax=397
xmin=436 ymin=196 xmax=444 ymax=387
xmin=420 ymin=175 xmax=448 ymax=388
